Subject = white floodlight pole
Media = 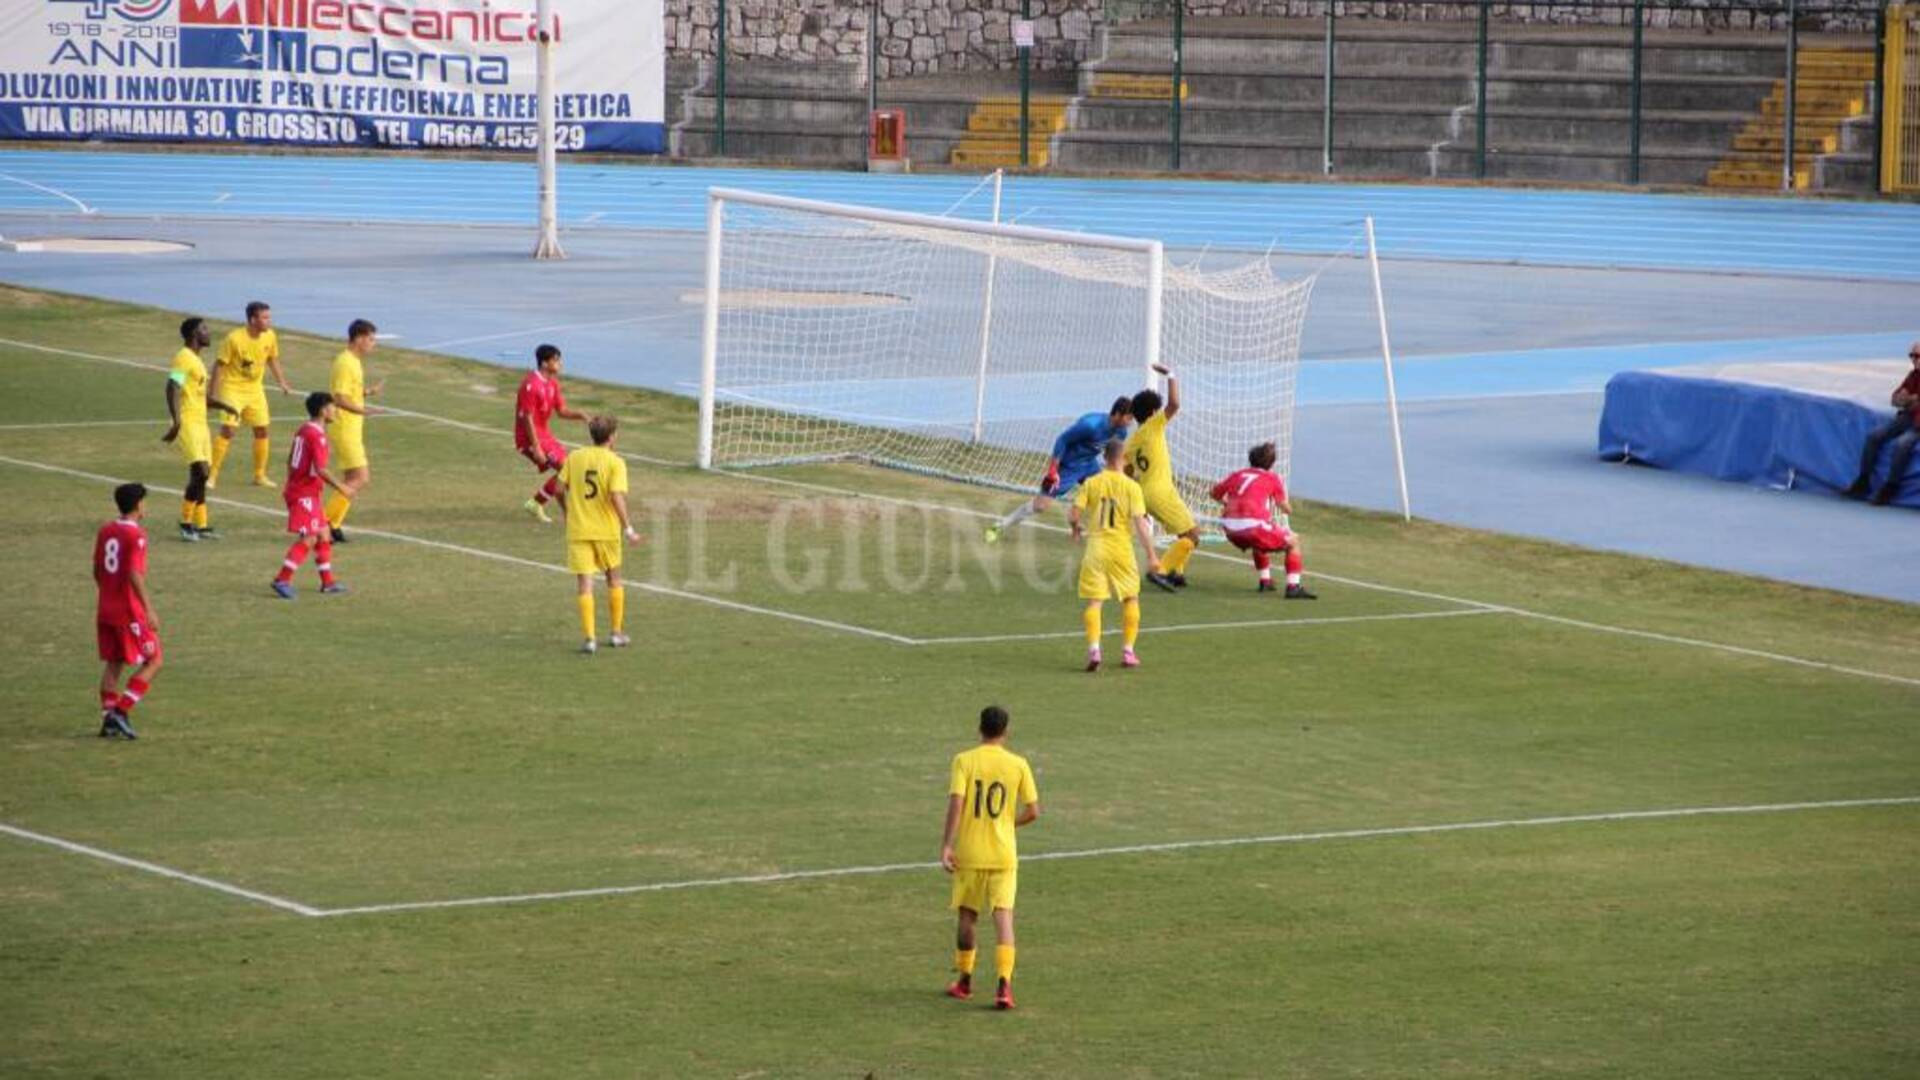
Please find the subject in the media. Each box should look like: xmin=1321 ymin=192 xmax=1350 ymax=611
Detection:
xmin=969 ymin=169 xmax=1005 ymax=443
xmin=532 ymin=0 xmax=565 ymax=260
xmin=697 ymin=193 xmax=724 ymax=469
xmin=1365 ymin=216 xmax=1410 ymax=522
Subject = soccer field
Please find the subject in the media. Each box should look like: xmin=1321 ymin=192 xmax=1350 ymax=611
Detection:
xmin=1 ymin=285 xmax=1916 ymax=1078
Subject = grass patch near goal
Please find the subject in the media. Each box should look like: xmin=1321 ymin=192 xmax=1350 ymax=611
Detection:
xmin=0 ymin=287 xmax=1915 ymax=1078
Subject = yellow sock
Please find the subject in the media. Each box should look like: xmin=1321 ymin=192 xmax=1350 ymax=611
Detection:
xmin=180 ymin=498 xmax=195 ymax=526
xmin=609 ymin=586 xmax=625 ymax=633
xmin=251 ymin=435 xmax=270 ymax=480
xmin=576 ymin=593 xmax=595 ymax=641
xmin=1165 ymin=536 xmax=1196 ymax=574
xmin=954 ymin=948 xmax=977 ymax=976
xmin=194 ymin=502 xmax=209 ymax=529
xmin=994 ymin=944 xmax=1016 ymax=982
xmin=325 ymin=491 xmax=352 ymax=528
xmin=1082 ymin=604 xmax=1102 ymax=646
xmin=209 ymin=433 xmax=232 ymax=482
xmin=1123 ymin=599 xmax=1140 ymax=648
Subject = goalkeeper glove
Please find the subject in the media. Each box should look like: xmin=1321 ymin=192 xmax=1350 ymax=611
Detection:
xmin=1041 ymin=460 xmax=1060 ymax=495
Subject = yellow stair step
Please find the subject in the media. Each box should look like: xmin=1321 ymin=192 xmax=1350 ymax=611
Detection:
xmin=1707 ymin=166 xmax=1810 ymax=190
xmin=967 ymin=114 xmax=1068 ymax=134
xmin=1733 ymin=132 xmax=1839 ymax=153
xmin=1088 ymin=72 xmax=1191 ymax=100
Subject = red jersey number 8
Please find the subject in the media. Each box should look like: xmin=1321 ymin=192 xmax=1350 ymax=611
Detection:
xmin=103 ymin=538 xmax=120 ymax=573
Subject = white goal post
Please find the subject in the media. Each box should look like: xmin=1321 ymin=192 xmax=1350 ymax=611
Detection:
xmin=697 ymin=186 xmax=1338 ymax=518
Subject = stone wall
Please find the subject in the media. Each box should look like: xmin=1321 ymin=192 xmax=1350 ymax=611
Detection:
xmin=665 ymin=1 xmax=1100 ymax=77
xmin=663 ymin=0 xmax=1872 ymax=77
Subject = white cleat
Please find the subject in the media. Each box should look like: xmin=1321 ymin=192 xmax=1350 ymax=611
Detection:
xmin=983 ymin=524 xmax=1003 ymax=545
xmin=580 ymin=638 xmax=597 ymax=655
xmin=608 ymin=633 xmax=631 ymax=648
xmin=524 ymin=498 xmax=553 ymax=524
xmin=251 ymin=475 xmax=277 ymax=489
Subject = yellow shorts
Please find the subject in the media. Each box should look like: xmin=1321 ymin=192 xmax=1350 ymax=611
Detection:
xmin=567 ymin=539 xmax=622 ymax=575
xmin=330 ymin=425 xmax=367 ymax=471
xmin=950 ymin=866 xmax=1017 ymax=913
xmin=175 ymin=420 xmax=211 ymax=466
xmin=1143 ymin=485 xmax=1195 ymax=535
xmin=1078 ymin=548 xmax=1140 ymax=601
xmin=222 ymin=384 xmax=270 ymax=429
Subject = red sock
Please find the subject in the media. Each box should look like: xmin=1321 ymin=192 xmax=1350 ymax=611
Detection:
xmin=277 ymin=540 xmax=310 ymax=583
xmin=100 ymin=688 xmax=118 ymax=710
xmin=536 ymin=475 xmax=560 ymax=504
xmin=315 ymin=540 xmax=336 ymax=587
xmin=1285 ymin=549 xmax=1303 ymax=576
xmin=115 ymin=676 xmax=150 ymax=714
xmin=1252 ymin=551 xmax=1271 ymax=571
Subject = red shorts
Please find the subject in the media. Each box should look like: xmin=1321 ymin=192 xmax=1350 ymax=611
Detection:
xmin=520 ymin=442 xmax=566 ymax=472
xmin=97 ymin=616 xmax=161 ymax=665
xmin=286 ymin=491 xmax=327 ymax=536
xmin=1225 ymin=523 xmax=1294 ymax=553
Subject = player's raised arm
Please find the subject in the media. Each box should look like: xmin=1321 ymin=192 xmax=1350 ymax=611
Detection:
xmin=1153 ymin=364 xmax=1180 ymax=420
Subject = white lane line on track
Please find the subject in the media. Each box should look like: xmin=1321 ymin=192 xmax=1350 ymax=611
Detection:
xmin=311 ymin=795 xmax=1920 ymax=917
xmin=414 ymin=311 xmax=694 ymax=351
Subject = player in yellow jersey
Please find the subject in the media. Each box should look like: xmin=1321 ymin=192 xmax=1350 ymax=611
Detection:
xmin=553 ymin=416 xmax=641 ymax=655
xmin=940 ymin=704 xmax=1040 ymax=1011
xmin=324 ymin=319 xmax=384 ymax=544
xmin=208 ymin=300 xmax=293 ymax=490
xmin=1122 ymin=363 xmax=1202 ymax=589
xmin=161 ymin=317 xmax=235 ymax=543
xmin=1071 ymin=438 xmax=1164 ymax=671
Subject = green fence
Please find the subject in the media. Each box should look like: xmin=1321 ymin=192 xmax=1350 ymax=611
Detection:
xmin=674 ymin=0 xmax=1887 ymax=192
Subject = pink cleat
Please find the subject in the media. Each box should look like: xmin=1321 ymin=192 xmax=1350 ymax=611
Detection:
xmin=1084 ymin=646 xmax=1102 ymax=672
xmin=1122 ymin=647 xmax=1140 ymax=669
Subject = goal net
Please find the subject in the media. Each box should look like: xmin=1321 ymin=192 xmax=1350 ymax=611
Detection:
xmin=698 ymin=187 xmax=1318 ymax=516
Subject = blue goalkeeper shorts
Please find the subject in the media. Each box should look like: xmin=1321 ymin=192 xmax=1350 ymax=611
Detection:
xmin=1049 ymin=458 xmax=1104 ymax=497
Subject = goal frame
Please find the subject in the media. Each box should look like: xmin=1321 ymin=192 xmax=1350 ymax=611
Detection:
xmin=696 ymin=186 xmax=1165 ymax=470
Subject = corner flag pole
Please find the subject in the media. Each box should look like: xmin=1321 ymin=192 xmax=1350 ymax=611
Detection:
xmin=1365 ymin=216 xmax=1410 ymax=522
xmin=532 ymin=0 xmax=565 ymax=260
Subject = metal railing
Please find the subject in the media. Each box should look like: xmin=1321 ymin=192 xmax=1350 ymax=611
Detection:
xmin=672 ymin=0 xmax=1889 ymax=194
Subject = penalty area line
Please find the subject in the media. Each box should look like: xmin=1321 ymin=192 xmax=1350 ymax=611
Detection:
xmin=915 ymin=607 xmax=1500 ymax=646
xmin=8 ymin=333 xmax=1917 ymax=685
xmin=0 ymin=822 xmax=322 ymax=917
xmin=312 ymin=795 xmax=1920 ymax=918
xmin=0 ymin=453 xmax=916 ymax=647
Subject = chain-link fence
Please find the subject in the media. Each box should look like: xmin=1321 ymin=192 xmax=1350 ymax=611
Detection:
xmin=670 ymin=1 xmax=1887 ymax=193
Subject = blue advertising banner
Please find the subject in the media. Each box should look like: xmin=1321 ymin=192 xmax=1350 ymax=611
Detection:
xmin=0 ymin=0 xmax=664 ymax=153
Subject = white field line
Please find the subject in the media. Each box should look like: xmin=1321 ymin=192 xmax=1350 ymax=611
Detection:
xmin=0 ymin=415 xmax=409 ymax=431
xmin=0 ymin=454 xmax=917 ymax=646
xmin=5 ymin=334 xmax=1918 ymax=686
xmin=312 ymin=795 xmax=1920 ymax=918
xmin=0 ymin=822 xmax=321 ymax=917
xmin=917 ymin=607 xmax=1499 ymax=646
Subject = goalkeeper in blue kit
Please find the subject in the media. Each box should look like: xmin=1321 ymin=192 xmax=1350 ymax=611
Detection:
xmin=985 ymin=397 xmax=1133 ymax=543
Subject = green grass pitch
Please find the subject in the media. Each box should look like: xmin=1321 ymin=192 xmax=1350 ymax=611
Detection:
xmin=0 ymin=285 xmax=1916 ymax=1077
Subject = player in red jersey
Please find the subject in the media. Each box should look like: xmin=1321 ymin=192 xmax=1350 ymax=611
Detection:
xmin=1211 ymin=441 xmax=1315 ymax=599
xmin=94 ymin=482 xmax=162 ymax=740
xmin=271 ymin=392 xmax=350 ymax=600
xmin=515 ymin=343 xmax=587 ymax=524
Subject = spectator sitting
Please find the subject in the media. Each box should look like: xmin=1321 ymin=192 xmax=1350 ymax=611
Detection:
xmin=1846 ymin=341 xmax=1920 ymax=506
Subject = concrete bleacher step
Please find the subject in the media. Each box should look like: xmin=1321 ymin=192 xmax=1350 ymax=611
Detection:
xmin=1707 ymin=164 xmax=1810 ymax=189
xmin=1707 ymin=45 xmax=1871 ymax=192
xmin=1087 ymin=71 xmax=1190 ymax=100
xmin=950 ymin=96 xmax=1067 ymax=168
xmin=1733 ymin=131 xmax=1841 ymax=154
